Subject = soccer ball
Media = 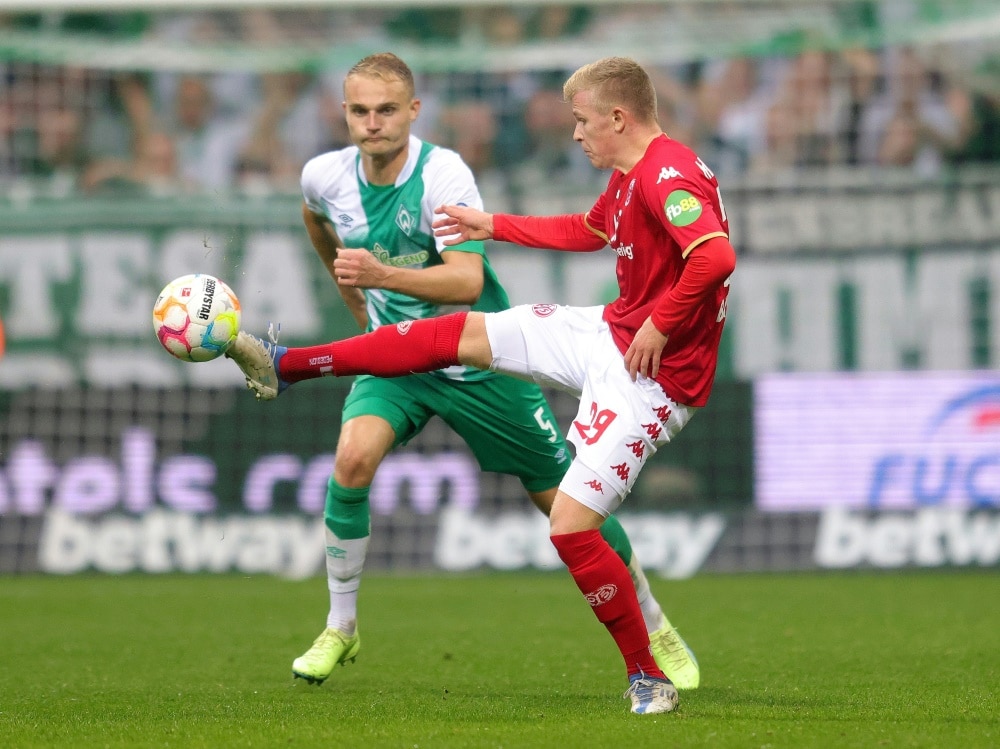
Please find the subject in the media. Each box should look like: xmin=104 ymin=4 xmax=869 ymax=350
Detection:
xmin=153 ymin=274 xmax=241 ymax=362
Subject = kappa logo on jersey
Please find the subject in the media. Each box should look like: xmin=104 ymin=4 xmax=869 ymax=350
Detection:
xmin=664 ymin=189 xmax=703 ymax=227
xmin=585 ymin=584 xmax=617 ymax=607
xmin=396 ymin=320 xmax=413 ymax=335
xmin=395 ymin=204 xmax=416 ymax=235
xmin=585 ymin=479 xmax=605 ymax=494
xmin=532 ymin=303 xmax=557 ymax=317
xmin=656 ymin=166 xmax=683 ymax=183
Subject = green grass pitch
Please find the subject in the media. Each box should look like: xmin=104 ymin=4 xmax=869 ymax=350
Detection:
xmin=1 ymin=571 xmax=996 ymax=748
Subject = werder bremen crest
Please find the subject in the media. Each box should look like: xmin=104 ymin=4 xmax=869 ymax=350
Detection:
xmin=395 ymin=204 xmax=416 ymax=235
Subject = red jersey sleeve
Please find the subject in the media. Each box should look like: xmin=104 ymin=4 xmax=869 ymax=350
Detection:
xmin=641 ymin=159 xmax=728 ymax=257
xmin=650 ymin=236 xmax=736 ymax=335
xmin=493 ymin=213 xmax=606 ymax=252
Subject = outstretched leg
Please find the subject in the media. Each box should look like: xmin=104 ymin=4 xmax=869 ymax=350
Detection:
xmin=226 ymin=311 xmax=493 ymax=399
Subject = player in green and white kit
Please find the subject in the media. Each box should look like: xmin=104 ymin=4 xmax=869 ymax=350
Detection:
xmin=239 ymin=53 xmax=699 ymax=689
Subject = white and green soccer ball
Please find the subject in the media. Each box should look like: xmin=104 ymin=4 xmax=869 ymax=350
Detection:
xmin=153 ymin=274 xmax=241 ymax=362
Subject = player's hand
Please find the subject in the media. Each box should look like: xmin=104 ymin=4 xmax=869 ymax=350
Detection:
xmin=624 ymin=317 xmax=669 ymax=381
xmin=433 ymin=204 xmax=494 ymax=245
xmin=333 ymin=248 xmax=387 ymax=289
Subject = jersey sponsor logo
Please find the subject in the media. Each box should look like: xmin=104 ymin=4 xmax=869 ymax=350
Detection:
xmin=585 ymin=479 xmax=605 ymax=494
xmin=532 ymin=303 xmax=556 ymax=317
xmin=664 ymin=189 xmax=703 ymax=227
xmin=395 ymin=205 xmax=416 ymax=235
xmin=614 ymin=243 xmax=634 ymax=259
xmin=372 ymin=243 xmax=430 ymax=267
xmin=396 ymin=320 xmax=413 ymax=335
xmin=585 ymin=583 xmax=617 ymax=607
xmin=656 ymin=166 xmax=683 ymax=183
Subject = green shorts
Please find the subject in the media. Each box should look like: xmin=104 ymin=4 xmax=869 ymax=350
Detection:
xmin=342 ymin=373 xmax=570 ymax=493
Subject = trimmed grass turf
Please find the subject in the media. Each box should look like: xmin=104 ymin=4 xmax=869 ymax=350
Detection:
xmin=0 ymin=571 xmax=996 ymax=748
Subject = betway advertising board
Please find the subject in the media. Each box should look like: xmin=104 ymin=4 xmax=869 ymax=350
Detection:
xmin=0 ymin=384 xmax=745 ymax=578
xmin=1 ymin=379 xmax=997 ymax=577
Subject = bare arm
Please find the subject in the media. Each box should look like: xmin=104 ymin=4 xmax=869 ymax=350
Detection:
xmin=301 ymin=202 xmax=368 ymax=329
xmin=333 ymin=247 xmax=485 ymax=306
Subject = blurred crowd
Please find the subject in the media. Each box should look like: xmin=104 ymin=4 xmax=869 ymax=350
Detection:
xmin=2 ymin=5 xmax=999 ymax=200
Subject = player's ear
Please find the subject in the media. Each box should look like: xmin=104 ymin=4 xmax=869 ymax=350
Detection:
xmin=612 ymin=107 xmax=626 ymax=133
xmin=410 ymin=97 xmax=421 ymax=122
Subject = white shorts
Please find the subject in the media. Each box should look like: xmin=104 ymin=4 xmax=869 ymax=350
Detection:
xmin=484 ymin=304 xmax=697 ymax=516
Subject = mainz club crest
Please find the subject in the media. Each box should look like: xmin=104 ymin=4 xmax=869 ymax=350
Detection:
xmin=532 ymin=304 xmax=556 ymax=317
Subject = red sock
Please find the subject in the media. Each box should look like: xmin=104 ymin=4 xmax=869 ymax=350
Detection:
xmin=550 ymin=529 xmax=664 ymax=679
xmin=279 ymin=311 xmax=467 ymax=382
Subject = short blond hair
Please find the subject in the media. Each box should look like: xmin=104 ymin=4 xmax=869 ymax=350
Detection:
xmin=563 ymin=57 xmax=657 ymax=122
xmin=345 ymin=52 xmax=415 ymax=99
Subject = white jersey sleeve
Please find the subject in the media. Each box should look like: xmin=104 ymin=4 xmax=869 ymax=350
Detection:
xmin=419 ymin=147 xmax=485 ymax=253
xmin=301 ymin=148 xmax=358 ymax=216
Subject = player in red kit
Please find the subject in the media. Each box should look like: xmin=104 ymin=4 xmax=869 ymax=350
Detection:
xmin=228 ymin=56 xmax=735 ymax=715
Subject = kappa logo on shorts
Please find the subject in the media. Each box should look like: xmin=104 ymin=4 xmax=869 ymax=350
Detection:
xmin=627 ymin=440 xmax=644 ymax=458
xmin=654 ymin=405 xmax=672 ymax=424
xmin=532 ymin=304 xmax=556 ymax=317
xmin=585 ymin=479 xmax=605 ymax=494
xmin=642 ymin=422 xmax=663 ymax=441
xmin=396 ymin=321 xmax=413 ymax=335
xmin=585 ymin=584 xmax=617 ymax=607
xmin=611 ymin=462 xmax=631 ymax=481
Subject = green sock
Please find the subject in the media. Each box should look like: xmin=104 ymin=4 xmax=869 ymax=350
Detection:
xmin=599 ymin=514 xmax=634 ymax=567
xmin=324 ymin=477 xmax=371 ymax=540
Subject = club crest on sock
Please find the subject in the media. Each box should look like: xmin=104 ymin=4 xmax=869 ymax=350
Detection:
xmin=585 ymin=583 xmax=618 ymax=607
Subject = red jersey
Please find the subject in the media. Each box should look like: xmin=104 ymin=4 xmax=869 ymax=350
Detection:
xmin=494 ymin=134 xmax=732 ymax=406
xmin=586 ymin=135 xmax=730 ymax=405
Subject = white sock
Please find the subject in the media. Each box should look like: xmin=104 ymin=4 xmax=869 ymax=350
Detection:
xmin=627 ymin=553 xmax=667 ymax=633
xmin=324 ymin=530 xmax=369 ymax=635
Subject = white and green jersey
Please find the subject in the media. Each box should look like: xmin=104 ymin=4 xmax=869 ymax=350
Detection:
xmin=302 ymin=135 xmax=510 ymax=381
